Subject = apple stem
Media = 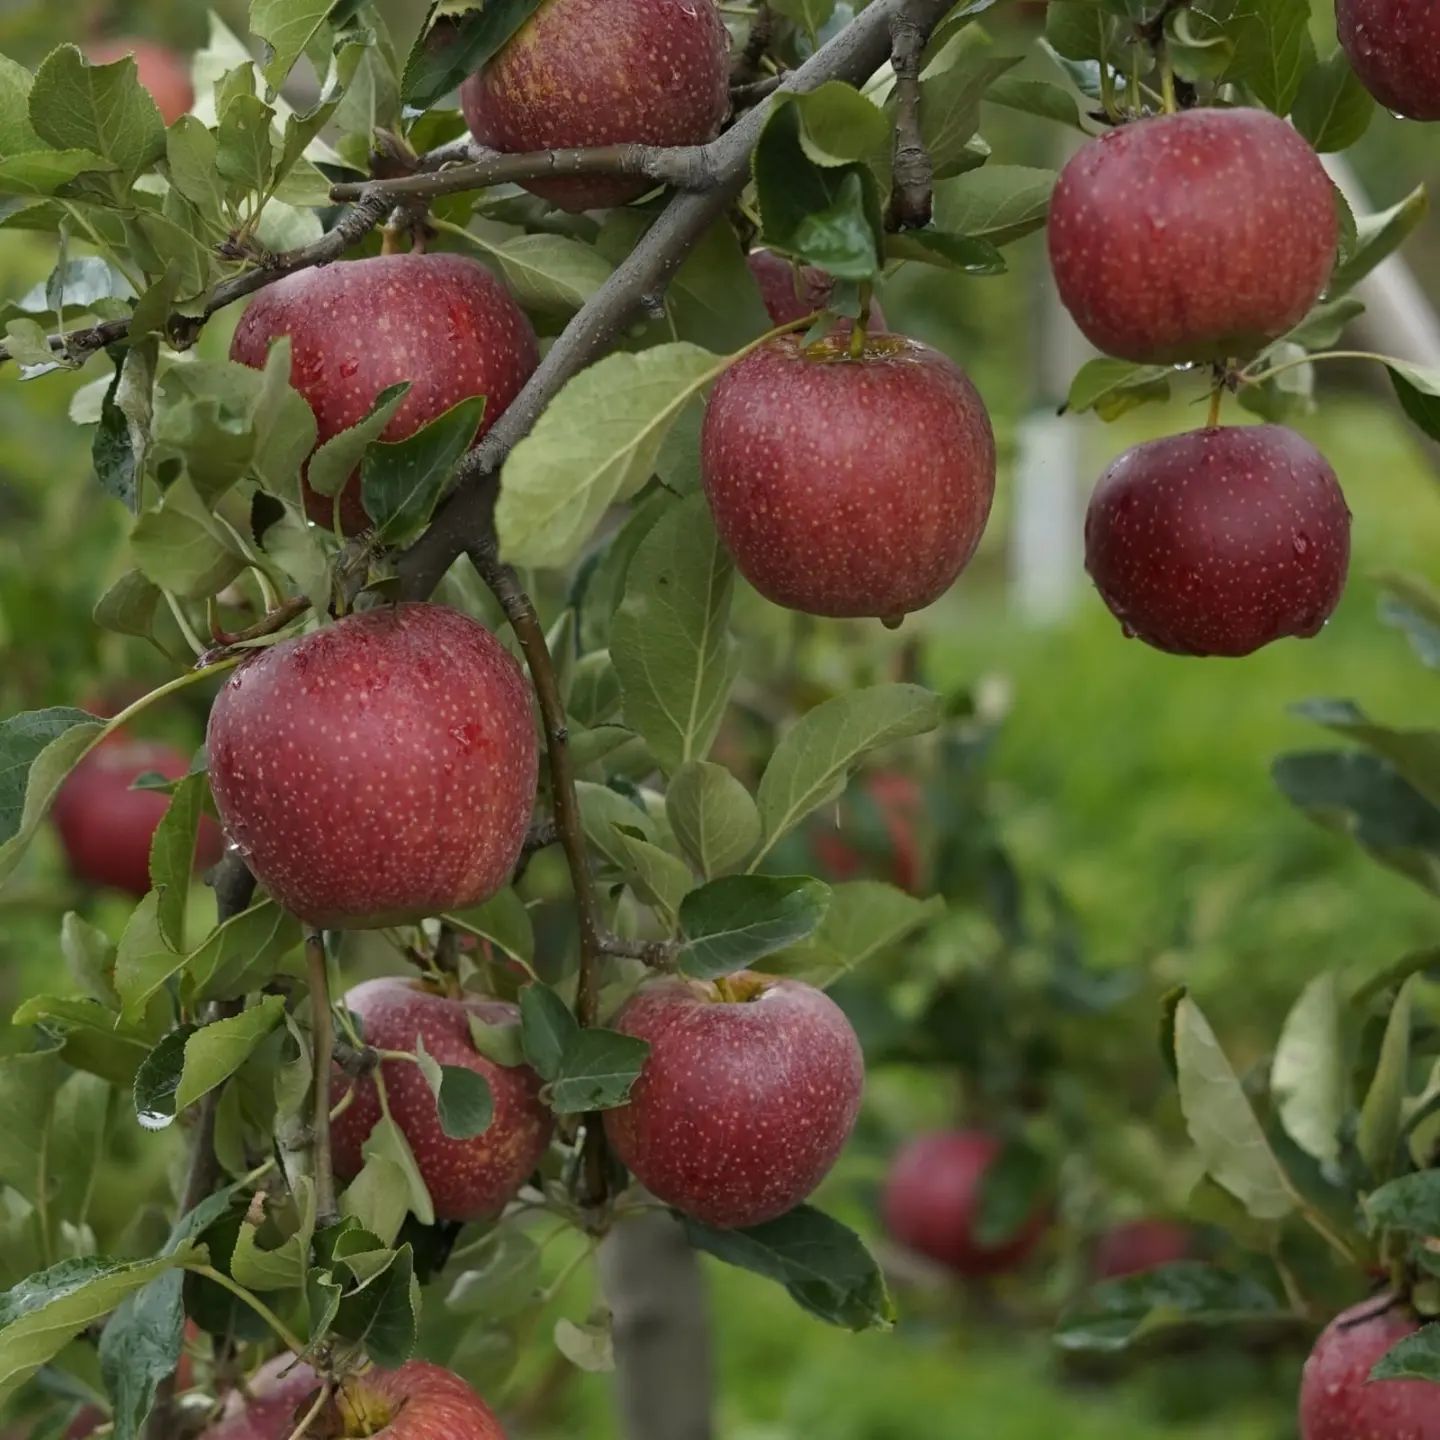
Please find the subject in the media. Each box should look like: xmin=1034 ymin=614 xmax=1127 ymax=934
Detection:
xmin=1159 ymin=55 xmax=1178 ymax=115
xmin=849 ymin=284 xmax=873 ymax=358
xmin=1207 ymin=386 xmax=1223 ymax=428
xmin=306 ymin=932 xmax=339 ymax=1227
xmin=281 ymin=1382 xmax=333 ymax=1440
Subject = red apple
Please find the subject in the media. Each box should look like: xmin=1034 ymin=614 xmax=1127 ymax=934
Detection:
xmin=87 ymin=39 xmax=194 ymax=125
xmin=206 ymin=604 xmax=538 ymax=929
xmin=1084 ymin=424 xmax=1351 ymax=657
xmin=460 ymin=0 xmax=731 ymax=212
xmin=1299 ymin=1297 xmax=1440 ymax=1439
xmin=811 ymin=769 xmax=923 ymax=894
xmin=1337 ymin=0 xmax=1440 ymax=121
xmin=701 ymin=334 xmax=996 ymax=623
xmin=1048 ymin=109 xmax=1337 ymax=363
xmin=604 ymin=973 xmax=864 ymax=1228
xmin=203 ymin=1354 xmax=321 ymax=1440
xmin=882 ymin=1130 xmax=1049 ymax=1277
xmin=331 ymin=977 xmax=552 ymax=1222
xmin=230 ymin=254 xmax=538 ymax=533
xmin=746 ymin=249 xmax=888 ymax=331
xmin=1093 ymin=1219 xmax=1193 ymax=1280
xmin=53 ymin=738 xmax=224 ymax=897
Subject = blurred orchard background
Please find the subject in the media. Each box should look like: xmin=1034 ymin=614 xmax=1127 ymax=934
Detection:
xmin=1 ymin=1 xmax=1438 ymax=1437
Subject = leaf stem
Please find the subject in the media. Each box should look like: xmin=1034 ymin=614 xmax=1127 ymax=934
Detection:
xmin=1240 ymin=349 xmax=1395 ymax=387
xmin=186 ymin=1264 xmax=307 ymax=1355
xmin=306 ymin=933 xmax=338 ymax=1227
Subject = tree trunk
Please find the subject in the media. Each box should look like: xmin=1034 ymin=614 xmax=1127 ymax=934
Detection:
xmin=599 ymin=1214 xmax=714 ymax=1440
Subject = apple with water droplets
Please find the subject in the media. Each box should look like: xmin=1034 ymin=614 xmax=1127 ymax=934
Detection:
xmin=230 ymin=254 xmax=537 ymax=533
xmin=701 ymin=333 xmax=996 ymax=624
xmin=53 ymin=737 xmax=223 ymax=898
xmin=747 ymin=249 xmax=888 ymax=331
xmin=87 ymin=39 xmax=194 ymax=125
xmin=1337 ymin=0 xmax=1440 ymax=121
xmin=1048 ymin=108 xmax=1336 ymax=363
xmin=883 ymin=1130 xmax=1049 ymax=1277
xmin=1299 ymin=1297 xmax=1440 ymax=1439
xmin=206 ymin=604 xmax=538 ymax=929
xmin=460 ymin=0 xmax=731 ymax=212
xmin=604 ymin=973 xmax=864 ymax=1228
xmin=1084 ymin=424 xmax=1351 ymax=657
xmin=332 ymin=977 xmax=552 ymax=1222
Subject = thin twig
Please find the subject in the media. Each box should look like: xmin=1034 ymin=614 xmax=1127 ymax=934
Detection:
xmin=730 ymin=73 xmax=787 ymax=108
xmin=306 ymin=932 xmax=338 ymax=1227
xmin=887 ymin=4 xmax=934 ymax=229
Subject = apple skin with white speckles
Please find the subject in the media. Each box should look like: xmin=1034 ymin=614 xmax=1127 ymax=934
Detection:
xmin=1084 ymin=425 xmax=1351 ymax=658
xmin=460 ymin=0 xmax=731 ymax=212
xmin=230 ymin=254 xmax=538 ymax=534
xmin=201 ymin=1354 xmax=322 ymax=1440
xmin=746 ymin=249 xmax=888 ymax=331
xmin=53 ymin=738 xmax=224 ymax=898
xmin=1338 ymin=0 xmax=1440 ymax=120
xmin=206 ymin=604 xmax=538 ymax=929
xmin=1299 ymin=1298 xmax=1440 ymax=1439
xmin=331 ymin=978 xmax=552 ymax=1223
xmin=701 ymin=334 xmax=996 ymax=623
xmin=1048 ymin=109 xmax=1337 ymax=364
xmin=883 ymin=1130 xmax=1049 ymax=1277
xmin=603 ymin=973 xmax=864 ymax=1229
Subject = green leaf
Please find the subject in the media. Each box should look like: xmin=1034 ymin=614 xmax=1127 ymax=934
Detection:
xmin=678 ymin=876 xmax=830 ymax=980
xmin=1380 ymin=574 xmax=1440 ymax=670
xmin=149 ymin=773 xmax=207 ymax=953
xmin=754 ymin=686 xmax=940 ymax=861
xmin=99 ymin=1268 xmax=184 ymax=1440
xmin=414 ymin=1039 xmax=494 ymax=1140
xmin=1173 ymin=996 xmax=1294 ymax=1222
xmin=1293 ymin=698 xmax=1440 ymax=810
xmin=362 ymin=1116 xmax=435 ymax=1227
xmin=1364 ymin=1171 xmax=1440 ymax=1236
xmin=467 ymin=1014 xmax=525 ymax=1068
xmin=683 ymin=1206 xmax=894 ymax=1331
xmin=445 ymin=1229 xmax=541 ymax=1321
xmin=519 ymin=984 xmax=577 ymax=1084
xmin=1065 ymin=359 xmax=1172 ymax=421
xmin=1055 ymin=1263 xmax=1283 ymax=1355
xmin=884 ymin=228 xmax=1006 ymax=275
xmin=1331 ymin=185 xmax=1429 ymax=294
xmin=402 ymin=0 xmax=545 ymax=108
xmin=1369 ymin=1323 xmax=1440 ymax=1384
xmin=0 ymin=149 xmax=116 ymax=196
xmin=175 ymin=997 xmax=286 ymax=1112
xmin=331 ymin=1241 xmax=419 ymax=1368
xmin=664 ymin=223 xmax=774 ymax=355
xmin=0 ymin=54 xmax=42 ymax=154
xmin=546 ymin=1028 xmax=651 ymax=1114
xmin=1270 ymin=972 xmax=1346 ymax=1167
xmin=1280 ymin=295 xmax=1366 ymax=351
xmin=974 ymin=1135 xmax=1050 ymax=1247
xmin=984 ymin=75 xmax=1087 ymax=131
xmin=93 ymin=343 xmax=155 ymax=512
xmin=1044 ymin=2 xmax=1116 ymax=62
xmin=12 ymin=996 xmax=150 ymax=1087
xmin=770 ymin=0 xmax=838 ymax=42
xmin=341 ymin=1154 xmax=410 ymax=1248
xmin=307 ymin=381 xmax=410 ymax=499
xmin=362 ymin=394 xmax=485 ymax=546
xmin=932 ymin=164 xmax=1055 ymax=245
xmin=215 ymin=92 xmax=277 ymax=199
xmin=1273 ymin=750 xmax=1440 ymax=898
xmin=252 ymin=0 xmax=337 ymax=91
xmin=919 ymin=50 xmax=1020 ymax=178
xmin=496 ymin=343 xmax=724 ymax=569
xmin=666 ymin=761 xmax=762 ymax=878
xmin=0 ymin=1251 xmax=200 ymax=1406
xmin=0 ymin=1050 xmax=64 ymax=1211
xmin=792 ymin=81 xmax=889 ymax=167
xmin=554 ymin=1315 xmax=615 ymax=1372
xmin=94 ymin=570 xmax=163 ymax=642
xmin=130 ymin=478 xmax=247 ymax=600
xmin=612 ymin=492 xmax=739 ymax=777
xmin=1386 ymin=360 xmax=1440 ymax=445
xmin=612 ymin=830 xmax=693 ymax=925
xmin=62 ymin=911 xmax=119 ymax=1005
xmin=1292 ymin=48 xmax=1375 ymax=152
xmin=29 ymin=45 xmax=165 ymax=186
xmin=166 ymin=117 xmax=226 ymax=229
xmin=115 ymin=893 xmax=184 ymax=1022
xmin=1221 ymin=0 xmax=1316 ymax=115
xmin=0 ymin=707 xmax=104 ymax=884
xmin=133 ymin=1026 xmax=195 ymax=1130
xmin=1358 ymin=977 xmax=1414 ymax=1182
xmin=447 ymin=888 xmax=535 ymax=969
xmin=758 ymin=881 xmax=943 ymax=986
xmin=186 ymin=900 xmax=302 ymax=1003
xmin=459 ymin=230 xmax=613 ymax=319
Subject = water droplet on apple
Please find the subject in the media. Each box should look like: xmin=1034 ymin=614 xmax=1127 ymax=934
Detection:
xmin=1292 ymin=532 xmax=1310 ymax=556
xmin=339 ymin=357 xmax=360 ymax=379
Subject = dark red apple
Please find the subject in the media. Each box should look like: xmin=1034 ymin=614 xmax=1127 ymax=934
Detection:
xmin=811 ymin=769 xmax=923 ymax=894
xmin=882 ymin=1130 xmax=1049 ymax=1277
xmin=1084 ymin=424 xmax=1351 ymax=657
xmin=1337 ymin=0 xmax=1440 ymax=121
xmin=331 ymin=977 xmax=552 ymax=1222
xmin=206 ymin=604 xmax=538 ymax=928
xmin=460 ymin=0 xmax=731 ymax=212
xmin=1093 ymin=1219 xmax=1193 ymax=1280
xmin=203 ymin=1355 xmax=322 ymax=1440
xmin=230 ymin=254 xmax=538 ymax=533
xmin=1048 ymin=109 xmax=1337 ymax=363
xmin=53 ymin=738 xmax=224 ymax=897
xmin=746 ymin=249 xmax=888 ymax=331
xmin=1299 ymin=1297 xmax=1440 ymax=1439
xmin=701 ymin=334 xmax=996 ymax=623
xmin=87 ymin=39 xmax=194 ymax=125
xmin=603 ymin=973 xmax=864 ymax=1228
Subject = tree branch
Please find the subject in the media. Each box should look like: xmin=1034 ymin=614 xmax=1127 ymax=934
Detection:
xmin=0 ymin=192 xmax=391 ymax=367
xmin=887 ymin=5 xmax=935 ymax=230
xmin=395 ymin=0 xmax=948 ymax=601
xmin=305 ymin=932 xmax=338 ymax=1227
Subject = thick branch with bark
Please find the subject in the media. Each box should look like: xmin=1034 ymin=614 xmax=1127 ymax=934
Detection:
xmin=887 ymin=5 xmax=935 ymax=230
xmin=396 ymin=0 xmax=951 ymax=599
